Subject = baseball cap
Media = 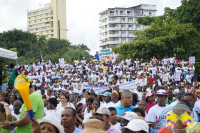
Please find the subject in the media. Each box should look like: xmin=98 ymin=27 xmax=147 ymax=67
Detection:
xmin=94 ymin=107 xmax=110 ymax=116
xmin=122 ymin=119 xmax=149 ymax=133
xmin=119 ymin=112 xmax=138 ymax=121
xmin=102 ymin=92 xmax=111 ymax=97
xmin=145 ymin=93 xmax=153 ymax=99
xmin=95 ymin=92 xmax=101 ymax=96
xmin=156 ymin=89 xmax=167 ymax=96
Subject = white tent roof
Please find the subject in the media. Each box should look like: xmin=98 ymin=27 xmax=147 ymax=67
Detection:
xmin=0 ymin=48 xmax=17 ymax=59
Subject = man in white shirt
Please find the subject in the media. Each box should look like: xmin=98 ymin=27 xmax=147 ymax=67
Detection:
xmin=146 ymin=89 xmax=169 ymax=133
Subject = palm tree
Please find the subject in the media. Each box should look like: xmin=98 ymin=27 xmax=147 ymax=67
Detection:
xmin=37 ymin=35 xmax=47 ymax=60
xmin=77 ymin=43 xmax=91 ymax=52
xmin=62 ymin=48 xmax=92 ymax=63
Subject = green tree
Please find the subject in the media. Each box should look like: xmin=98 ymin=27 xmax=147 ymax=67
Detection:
xmin=62 ymin=48 xmax=92 ymax=63
xmin=37 ymin=35 xmax=47 ymax=60
xmin=113 ymin=18 xmax=200 ymax=60
xmin=76 ymin=44 xmax=91 ymax=51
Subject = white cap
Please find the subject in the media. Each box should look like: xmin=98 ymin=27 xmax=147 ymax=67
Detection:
xmin=94 ymin=107 xmax=110 ymax=116
xmin=37 ymin=113 xmax=64 ymax=133
xmin=119 ymin=112 xmax=138 ymax=121
xmin=122 ymin=119 xmax=149 ymax=133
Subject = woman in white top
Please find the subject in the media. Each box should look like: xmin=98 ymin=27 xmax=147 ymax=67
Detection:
xmin=57 ymin=95 xmax=75 ymax=112
xmin=111 ymin=90 xmax=121 ymax=107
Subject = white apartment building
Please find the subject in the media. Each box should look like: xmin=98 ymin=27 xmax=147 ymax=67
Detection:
xmin=99 ymin=4 xmax=157 ymax=49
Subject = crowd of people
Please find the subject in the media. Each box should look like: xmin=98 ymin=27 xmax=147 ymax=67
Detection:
xmin=0 ymin=52 xmax=199 ymax=133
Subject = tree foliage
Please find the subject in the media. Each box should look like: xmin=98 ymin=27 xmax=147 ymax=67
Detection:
xmin=0 ymin=29 xmax=92 ymax=64
xmin=115 ymin=0 xmax=200 ymax=61
xmin=113 ymin=18 xmax=200 ymax=60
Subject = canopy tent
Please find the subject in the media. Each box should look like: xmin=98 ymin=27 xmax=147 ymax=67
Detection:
xmin=0 ymin=48 xmax=17 ymax=59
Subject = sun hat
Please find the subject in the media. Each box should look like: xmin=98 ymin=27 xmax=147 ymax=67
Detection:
xmin=119 ymin=112 xmax=138 ymax=121
xmin=156 ymin=89 xmax=167 ymax=96
xmin=37 ymin=113 xmax=64 ymax=133
xmin=81 ymin=119 xmax=106 ymax=133
xmin=122 ymin=119 xmax=149 ymax=133
xmin=94 ymin=107 xmax=110 ymax=116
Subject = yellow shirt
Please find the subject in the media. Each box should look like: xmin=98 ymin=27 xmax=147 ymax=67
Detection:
xmin=102 ymin=66 xmax=108 ymax=72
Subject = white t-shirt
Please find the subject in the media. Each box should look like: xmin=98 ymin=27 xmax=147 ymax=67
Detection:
xmin=57 ymin=102 xmax=75 ymax=111
xmin=102 ymin=102 xmax=114 ymax=108
xmin=113 ymin=122 xmax=121 ymax=130
xmin=45 ymin=109 xmax=62 ymax=121
xmin=146 ymin=104 xmax=170 ymax=133
xmin=194 ymin=100 xmax=200 ymax=114
xmin=111 ymin=101 xmax=121 ymax=107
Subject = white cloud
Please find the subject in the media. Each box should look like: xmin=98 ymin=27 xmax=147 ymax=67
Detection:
xmin=0 ymin=0 xmax=181 ymax=55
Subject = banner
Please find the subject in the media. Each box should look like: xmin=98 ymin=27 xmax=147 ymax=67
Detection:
xmin=59 ymin=58 xmax=65 ymax=67
xmin=189 ymin=56 xmax=195 ymax=64
xmin=99 ymin=48 xmax=112 ymax=60
xmin=162 ymin=74 xmax=168 ymax=82
xmin=74 ymin=78 xmax=147 ymax=93
xmin=74 ymin=84 xmax=83 ymax=93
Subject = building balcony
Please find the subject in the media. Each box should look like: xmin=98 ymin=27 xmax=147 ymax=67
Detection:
xmin=135 ymin=13 xmax=144 ymax=17
xmin=115 ymin=40 xmax=121 ymax=44
xmin=114 ymin=34 xmax=120 ymax=37
xmin=115 ymin=27 xmax=120 ymax=30
xmin=100 ymin=41 xmax=116 ymax=46
xmin=114 ymin=20 xmax=120 ymax=23
xmin=108 ymin=34 xmax=115 ymax=37
xmin=121 ymin=20 xmax=127 ymax=23
xmin=121 ymin=27 xmax=127 ymax=30
xmin=121 ymin=34 xmax=126 ymax=37
xmin=128 ymin=34 xmax=136 ymax=37
xmin=122 ymin=40 xmax=126 ymax=43
xmin=108 ymin=27 xmax=115 ymax=30
xmin=128 ymin=27 xmax=134 ymax=30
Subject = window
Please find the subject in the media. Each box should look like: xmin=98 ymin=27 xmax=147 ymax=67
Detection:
xmin=52 ymin=34 xmax=53 ymax=37
xmin=28 ymin=25 xmax=32 ymax=28
xmin=51 ymin=10 xmax=53 ymax=15
xmin=121 ymin=18 xmax=125 ymax=22
xmin=51 ymin=30 xmax=54 ymax=32
xmin=46 ymin=13 xmax=48 ymax=16
xmin=29 ymin=21 xmax=31 ymax=24
xmin=41 ymin=19 xmax=42 ymax=21
xmin=45 ymin=22 xmax=50 ymax=25
xmin=29 ymin=17 xmax=31 ymax=20
xmin=35 ymin=16 xmax=37 ymax=18
xmin=46 ymin=18 xmax=48 ymax=20
xmin=128 ymin=18 xmax=133 ymax=22
xmin=28 ymin=13 xmax=32 ymax=16
xmin=35 ymin=20 xmax=37 ymax=23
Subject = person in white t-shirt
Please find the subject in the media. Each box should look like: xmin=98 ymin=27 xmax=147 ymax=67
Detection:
xmin=111 ymin=90 xmax=121 ymax=107
xmin=146 ymin=89 xmax=170 ymax=133
xmin=102 ymin=92 xmax=113 ymax=108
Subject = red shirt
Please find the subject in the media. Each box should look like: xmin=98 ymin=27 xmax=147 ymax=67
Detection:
xmin=149 ymin=78 xmax=153 ymax=84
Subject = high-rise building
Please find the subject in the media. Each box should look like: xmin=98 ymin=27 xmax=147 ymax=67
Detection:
xmin=99 ymin=4 xmax=156 ymax=49
xmin=27 ymin=0 xmax=67 ymax=39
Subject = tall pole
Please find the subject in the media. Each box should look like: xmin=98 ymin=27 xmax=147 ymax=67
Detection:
xmin=58 ymin=20 xmax=61 ymax=58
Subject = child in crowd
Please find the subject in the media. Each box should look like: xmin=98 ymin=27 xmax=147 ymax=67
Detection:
xmin=108 ymin=107 xmax=121 ymax=130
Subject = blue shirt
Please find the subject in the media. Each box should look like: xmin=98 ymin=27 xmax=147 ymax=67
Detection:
xmin=115 ymin=104 xmax=135 ymax=116
xmin=95 ymin=54 xmax=99 ymax=60
xmin=73 ymin=127 xmax=82 ymax=133
xmin=65 ymin=127 xmax=82 ymax=133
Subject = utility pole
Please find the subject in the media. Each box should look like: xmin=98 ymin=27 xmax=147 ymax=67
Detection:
xmin=58 ymin=20 xmax=61 ymax=58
